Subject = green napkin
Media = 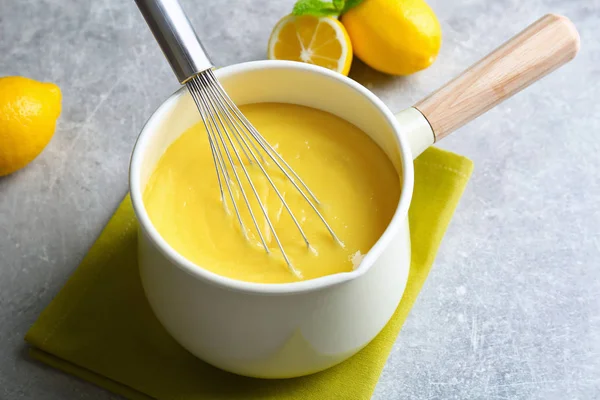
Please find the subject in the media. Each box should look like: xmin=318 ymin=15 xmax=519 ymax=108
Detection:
xmin=25 ymin=146 xmax=473 ymax=400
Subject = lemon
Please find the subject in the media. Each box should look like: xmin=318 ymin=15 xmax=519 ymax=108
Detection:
xmin=341 ymin=0 xmax=442 ymax=75
xmin=0 ymin=76 xmax=61 ymax=176
xmin=268 ymin=15 xmax=353 ymax=76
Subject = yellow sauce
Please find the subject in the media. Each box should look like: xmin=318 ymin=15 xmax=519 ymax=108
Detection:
xmin=143 ymin=103 xmax=400 ymax=283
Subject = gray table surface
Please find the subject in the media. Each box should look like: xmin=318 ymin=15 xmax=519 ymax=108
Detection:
xmin=1 ymin=0 xmax=599 ymax=398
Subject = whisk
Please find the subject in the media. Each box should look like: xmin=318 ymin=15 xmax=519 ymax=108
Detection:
xmin=134 ymin=0 xmax=342 ymax=274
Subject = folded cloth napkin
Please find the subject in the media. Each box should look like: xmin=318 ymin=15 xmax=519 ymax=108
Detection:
xmin=25 ymin=146 xmax=473 ymax=400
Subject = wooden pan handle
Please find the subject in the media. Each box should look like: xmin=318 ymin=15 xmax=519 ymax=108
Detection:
xmin=414 ymin=14 xmax=580 ymax=141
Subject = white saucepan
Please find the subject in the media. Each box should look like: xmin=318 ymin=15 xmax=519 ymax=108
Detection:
xmin=129 ymin=14 xmax=579 ymax=378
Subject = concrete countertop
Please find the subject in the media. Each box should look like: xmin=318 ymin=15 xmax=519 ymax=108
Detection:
xmin=1 ymin=0 xmax=599 ymax=398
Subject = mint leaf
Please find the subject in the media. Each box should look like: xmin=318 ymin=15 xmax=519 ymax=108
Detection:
xmin=291 ymin=0 xmax=365 ymax=17
xmin=341 ymin=0 xmax=364 ymax=14
xmin=332 ymin=0 xmax=345 ymax=10
xmin=292 ymin=0 xmax=340 ymax=17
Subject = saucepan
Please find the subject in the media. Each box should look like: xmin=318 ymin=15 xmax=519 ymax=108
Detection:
xmin=129 ymin=14 xmax=579 ymax=378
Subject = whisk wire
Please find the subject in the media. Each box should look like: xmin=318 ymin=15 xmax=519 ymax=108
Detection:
xmin=198 ymin=73 xmax=312 ymax=250
xmin=186 ymin=69 xmax=342 ymax=275
xmin=188 ymin=80 xmax=224 ymax=200
xmin=207 ymin=72 xmax=319 ymax=203
xmin=207 ymin=81 xmax=267 ymax=165
xmin=203 ymin=70 xmax=343 ymax=246
xmin=191 ymin=77 xmax=275 ymax=256
xmin=188 ymin=79 xmax=248 ymax=240
xmin=198 ymin=75 xmax=265 ymax=165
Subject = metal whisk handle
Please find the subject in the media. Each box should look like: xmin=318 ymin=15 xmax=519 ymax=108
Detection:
xmin=134 ymin=0 xmax=213 ymax=84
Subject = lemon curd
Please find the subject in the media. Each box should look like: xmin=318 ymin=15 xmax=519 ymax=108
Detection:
xmin=143 ymin=103 xmax=400 ymax=284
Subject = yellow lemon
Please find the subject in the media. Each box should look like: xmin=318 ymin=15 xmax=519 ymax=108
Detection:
xmin=268 ymin=15 xmax=353 ymax=76
xmin=341 ymin=0 xmax=441 ymax=75
xmin=0 ymin=76 xmax=61 ymax=176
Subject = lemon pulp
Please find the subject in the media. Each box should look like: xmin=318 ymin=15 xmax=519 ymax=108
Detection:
xmin=268 ymin=15 xmax=353 ymax=76
xmin=143 ymin=103 xmax=400 ymax=283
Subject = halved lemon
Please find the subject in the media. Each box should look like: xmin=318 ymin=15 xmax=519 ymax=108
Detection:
xmin=267 ymin=15 xmax=353 ymax=76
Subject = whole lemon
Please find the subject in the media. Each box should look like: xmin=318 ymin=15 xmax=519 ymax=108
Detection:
xmin=341 ymin=0 xmax=442 ymax=75
xmin=0 ymin=76 xmax=62 ymax=176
